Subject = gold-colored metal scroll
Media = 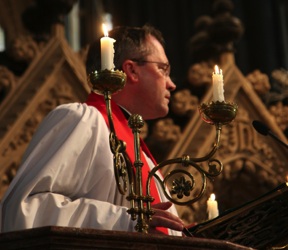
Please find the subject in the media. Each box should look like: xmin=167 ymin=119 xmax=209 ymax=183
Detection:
xmin=146 ymin=101 xmax=238 ymax=208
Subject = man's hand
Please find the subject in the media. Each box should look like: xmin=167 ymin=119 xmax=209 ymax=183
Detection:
xmin=148 ymin=201 xmax=184 ymax=234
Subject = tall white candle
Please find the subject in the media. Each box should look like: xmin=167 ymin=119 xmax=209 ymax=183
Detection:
xmin=212 ymin=65 xmax=225 ymax=102
xmin=100 ymin=23 xmax=116 ymax=70
xmin=207 ymin=193 xmax=219 ymax=220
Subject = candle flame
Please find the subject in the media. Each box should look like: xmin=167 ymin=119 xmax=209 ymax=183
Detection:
xmin=214 ymin=65 xmax=220 ymax=74
xmin=210 ymin=193 xmax=216 ymax=201
xmin=102 ymin=23 xmax=108 ymax=37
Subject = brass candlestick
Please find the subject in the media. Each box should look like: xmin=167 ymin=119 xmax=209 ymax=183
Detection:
xmin=87 ymin=70 xmax=238 ymax=233
xmin=88 ymin=69 xmax=131 ymax=195
xmin=145 ymin=101 xmax=237 ymax=208
xmin=199 ymin=101 xmax=238 ymax=125
xmin=88 ymin=69 xmax=151 ymax=233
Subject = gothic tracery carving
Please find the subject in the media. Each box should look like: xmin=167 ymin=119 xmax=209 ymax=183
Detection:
xmin=151 ymin=118 xmax=181 ymax=142
xmin=0 ymin=66 xmax=16 ymax=103
xmin=246 ymin=69 xmax=271 ymax=96
xmin=0 ymin=79 xmax=83 ymax=198
xmin=187 ymin=62 xmax=213 ymax=87
xmin=269 ymin=102 xmax=288 ymax=132
xmin=8 ymin=35 xmax=40 ymax=63
xmin=170 ymin=89 xmax=199 ymax=117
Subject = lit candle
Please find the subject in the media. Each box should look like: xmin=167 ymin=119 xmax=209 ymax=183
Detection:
xmin=212 ymin=65 xmax=225 ymax=102
xmin=100 ymin=23 xmax=116 ymax=70
xmin=207 ymin=193 xmax=219 ymax=220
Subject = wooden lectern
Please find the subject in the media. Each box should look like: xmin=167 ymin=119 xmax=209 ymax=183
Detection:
xmin=0 ymin=226 xmax=253 ymax=250
xmin=187 ymin=183 xmax=288 ymax=249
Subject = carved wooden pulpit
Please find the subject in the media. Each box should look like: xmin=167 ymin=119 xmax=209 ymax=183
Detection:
xmin=0 ymin=226 xmax=253 ymax=250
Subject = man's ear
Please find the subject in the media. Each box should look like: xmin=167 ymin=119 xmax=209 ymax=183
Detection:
xmin=122 ymin=60 xmax=139 ymax=82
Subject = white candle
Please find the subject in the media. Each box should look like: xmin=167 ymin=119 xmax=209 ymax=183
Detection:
xmin=212 ymin=65 xmax=225 ymax=102
xmin=207 ymin=193 xmax=219 ymax=220
xmin=100 ymin=23 xmax=116 ymax=70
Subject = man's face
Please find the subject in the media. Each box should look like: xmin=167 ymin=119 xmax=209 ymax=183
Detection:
xmin=134 ymin=35 xmax=176 ymax=120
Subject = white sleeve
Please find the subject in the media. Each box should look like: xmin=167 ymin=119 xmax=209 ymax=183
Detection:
xmin=1 ymin=103 xmax=135 ymax=232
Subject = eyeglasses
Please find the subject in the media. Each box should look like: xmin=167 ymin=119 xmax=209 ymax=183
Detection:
xmin=132 ymin=60 xmax=171 ymax=77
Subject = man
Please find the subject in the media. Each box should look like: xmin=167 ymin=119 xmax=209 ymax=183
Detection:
xmin=0 ymin=25 xmax=184 ymax=235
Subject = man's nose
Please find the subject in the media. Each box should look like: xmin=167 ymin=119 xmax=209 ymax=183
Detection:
xmin=167 ymin=77 xmax=176 ymax=91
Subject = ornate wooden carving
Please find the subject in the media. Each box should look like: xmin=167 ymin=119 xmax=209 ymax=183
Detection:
xmin=0 ymin=24 xmax=89 ymax=198
xmin=189 ymin=183 xmax=288 ymax=249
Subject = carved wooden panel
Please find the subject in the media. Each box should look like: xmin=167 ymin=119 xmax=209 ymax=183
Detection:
xmin=0 ymin=26 xmax=89 ymax=198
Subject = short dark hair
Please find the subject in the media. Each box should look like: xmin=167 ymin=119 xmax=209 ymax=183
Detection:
xmin=86 ymin=24 xmax=165 ymax=75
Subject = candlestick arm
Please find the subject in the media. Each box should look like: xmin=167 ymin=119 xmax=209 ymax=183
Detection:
xmin=88 ymin=70 xmax=132 ymax=197
xmin=146 ymin=129 xmax=223 ymax=206
xmin=145 ymin=101 xmax=237 ymax=207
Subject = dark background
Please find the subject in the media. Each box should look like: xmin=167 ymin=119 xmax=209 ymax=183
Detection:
xmin=79 ymin=0 xmax=288 ymax=89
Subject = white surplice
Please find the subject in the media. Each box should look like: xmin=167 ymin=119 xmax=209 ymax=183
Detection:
xmin=0 ymin=103 xmax=181 ymax=236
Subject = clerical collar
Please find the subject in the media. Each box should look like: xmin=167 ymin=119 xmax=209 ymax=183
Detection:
xmin=119 ymin=106 xmax=131 ymax=119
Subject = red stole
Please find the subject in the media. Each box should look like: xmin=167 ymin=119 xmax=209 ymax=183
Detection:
xmin=85 ymin=92 xmax=168 ymax=234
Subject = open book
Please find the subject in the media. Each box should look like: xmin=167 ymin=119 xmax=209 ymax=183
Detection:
xmin=185 ymin=183 xmax=288 ymax=249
